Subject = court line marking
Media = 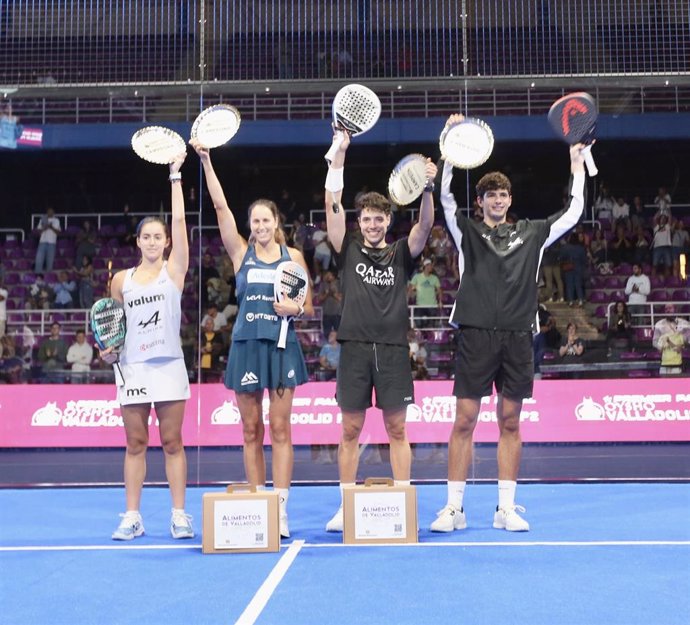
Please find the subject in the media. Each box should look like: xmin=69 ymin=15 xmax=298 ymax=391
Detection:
xmin=2 ymin=539 xmax=689 ymax=552
xmin=233 ymin=539 xmax=304 ymax=625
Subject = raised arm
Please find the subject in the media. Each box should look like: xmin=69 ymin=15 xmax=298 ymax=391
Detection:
xmin=167 ymin=151 xmax=189 ymax=289
xmin=407 ymin=159 xmax=438 ymax=258
xmin=543 ymin=144 xmax=587 ymax=247
xmin=323 ymin=130 xmax=349 ymax=254
xmin=191 ymin=140 xmax=247 ymax=269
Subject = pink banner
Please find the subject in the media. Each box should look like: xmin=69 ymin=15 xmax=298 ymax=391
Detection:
xmin=1 ymin=379 xmax=688 ymax=448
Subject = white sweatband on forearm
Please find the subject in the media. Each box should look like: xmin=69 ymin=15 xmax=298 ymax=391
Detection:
xmin=325 ymin=167 xmax=344 ymax=193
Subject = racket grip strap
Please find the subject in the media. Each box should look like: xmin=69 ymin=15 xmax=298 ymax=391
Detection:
xmin=324 ymin=131 xmax=345 ymax=164
xmin=582 ymin=146 xmax=598 ymax=177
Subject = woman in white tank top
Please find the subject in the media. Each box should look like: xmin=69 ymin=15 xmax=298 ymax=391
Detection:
xmin=100 ymin=150 xmax=194 ymax=542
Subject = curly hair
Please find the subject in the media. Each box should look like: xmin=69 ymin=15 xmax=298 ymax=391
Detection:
xmin=355 ymin=191 xmax=391 ymax=217
xmin=475 ymin=172 xmax=512 ymax=198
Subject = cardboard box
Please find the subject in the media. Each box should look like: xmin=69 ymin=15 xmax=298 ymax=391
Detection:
xmin=202 ymin=484 xmax=280 ymax=554
xmin=343 ymin=478 xmax=418 ymax=544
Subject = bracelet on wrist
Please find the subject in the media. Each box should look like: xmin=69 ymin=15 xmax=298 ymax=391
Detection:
xmin=169 ymin=172 xmax=182 ymax=182
xmin=423 ymin=181 xmax=435 ymax=193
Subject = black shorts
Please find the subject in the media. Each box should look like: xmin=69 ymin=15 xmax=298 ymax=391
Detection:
xmin=336 ymin=341 xmax=414 ymax=412
xmin=453 ymin=327 xmax=534 ymax=401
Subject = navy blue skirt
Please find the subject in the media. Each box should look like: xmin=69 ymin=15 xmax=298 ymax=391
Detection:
xmin=224 ymin=338 xmax=309 ymax=393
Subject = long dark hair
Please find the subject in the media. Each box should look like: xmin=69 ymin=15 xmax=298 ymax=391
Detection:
xmin=247 ymin=199 xmax=287 ymax=245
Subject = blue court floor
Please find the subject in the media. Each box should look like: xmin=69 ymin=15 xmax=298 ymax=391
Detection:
xmin=1 ymin=482 xmax=689 ymax=625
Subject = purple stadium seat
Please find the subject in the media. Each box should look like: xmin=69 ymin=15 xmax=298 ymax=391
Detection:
xmin=649 ymin=290 xmax=669 ymax=301
xmin=588 ymin=290 xmax=607 ymax=303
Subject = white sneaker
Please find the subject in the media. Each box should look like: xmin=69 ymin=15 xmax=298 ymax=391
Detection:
xmin=280 ymin=514 xmax=290 ymax=539
xmin=325 ymin=506 xmax=343 ymax=532
xmin=170 ymin=509 xmax=194 ymax=539
xmin=430 ymin=504 xmax=467 ymax=532
xmin=493 ymin=505 xmax=530 ymax=531
xmin=112 ymin=512 xmax=144 ymax=541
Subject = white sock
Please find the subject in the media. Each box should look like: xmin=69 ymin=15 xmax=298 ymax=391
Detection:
xmin=255 ymin=484 xmax=266 ymax=491
xmin=394 ymin=480 xmax=410 ymax=486
xmin=277 ymin=488 xmax=289 ymax=514
xmin=498 ymin=480 xmax=516 ymax=510
xmin=124 ymin=510 xmax=140 ymax=518
xmin=339 ymin=482 xmax=355 ymax=507
xmin=171 ymin=507 xmax=185 ymax=515
xmin=447 ymin=481 xmax=465 ymax=510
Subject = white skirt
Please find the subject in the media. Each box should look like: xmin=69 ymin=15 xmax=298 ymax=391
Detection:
xmin=117 ymin=358 xmax=191 ymax=406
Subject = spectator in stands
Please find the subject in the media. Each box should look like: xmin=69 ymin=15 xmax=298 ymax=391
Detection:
xmin=0 ymin=277 xmax=7 ymax=338
xmin=625 ymin=263 xmax=651 ymax=324
xmin=671 ymin=219 xmax=689 ymax=279
xmin=408 ymin=258 xmax=442 ymax=328
xmin=407 ymin=328 xmax=428 ymax=380
xmin=594 ymin=185 xmax=614 ymax=222
xmin=558 ymin=322 xmax=585 ymax=360
xmin=277 ymin=188 xmax=297 ymax=224
xmin=199 ymin=317 xmax=225 ymax=382
xmin=200 ymin=302 xmax=229 ymax=335
xmin=0 ymin=333 xmax=16 ymax=359
xmin=318 ymin=329 xmax=341 ymax=381
xmin=0 ymin=335 xmax=22 ymax=384
xmin=632 ymin=226 xmax=651 ymax=266
xmin=196 ymin=252 xmax=220 ymax=309
xmin=612 ymin=197 xmax=631 ymax=231
xmin=533 ymin=305 xmax=561 ymax=376
xmin=292 ymin=213 xmax=316 ymax=272
xmin=66 ymin=329 xmax=93 ymax=383
xmin=653 ymin=186 xmax=672 ymax=219
xmin=312 ymin=221 xmax=332 ymax=273
xmin=541 ymin=240 xmax=564 ymax=302
xmin=73 ymin=254 xmax=94 ymax=309
xmin=560 ymin=232 xmax=587 ymax=307
xmin=120 ymin=209 xmax=139 ymax=248
xmin=74 ymin=219 xmax=98 ymax=267
xmin=630 ymin=195 xmax=647 ymax=231
xmin=314 ymin=269 xmax=342 ymax=334
xmin=428 ymin=224 xmax=454 ymax=266
xmin=51 ymin=270 xmax=77 ymax=309
xmin=651 ymin=214 xmax=673 ymax=278
xmin=653 ymin=304 xmax=690 ymax=376
xmin=609 ymin=224 xmax=633 ymax=266
xmin=37 ymin=322 xmax=68 ymax=382
xmin=589 ymin=227 xmax=608 ymax=266
xmin=34 ymin=207 xmax=61 ymax=272
xmin=28 ymin=273 xmax=54 ymax=310
xmin=606 ymin=300 xmax=633 ymax=348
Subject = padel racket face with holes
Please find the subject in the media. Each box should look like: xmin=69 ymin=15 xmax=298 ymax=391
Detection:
xmin=131 ymin=126 xmax=186 ymax=165
xmin=274 ymin=261 xmax=309 ymax=349
xmin=190 ymin=104 xmax=241 ymax=148
xmin=388 ymin=154 xmax=428 ymax=206
xmin=90 ymin=298 xmax=126 ymax=351
xmin=332 ymin=84 xmax=381 ymax=136
xmin=439 ymin=118 xmax=494 ymax=169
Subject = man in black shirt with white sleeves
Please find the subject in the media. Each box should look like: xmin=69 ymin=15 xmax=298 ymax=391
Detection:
xmin=431 ymin=113 xmax=588 ymax=533
xmin=322 ymin=129 xmax=437 ymax=532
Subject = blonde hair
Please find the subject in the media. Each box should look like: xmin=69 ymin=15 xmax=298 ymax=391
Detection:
xmin=247 ymin=198 xmax=286 ymax=245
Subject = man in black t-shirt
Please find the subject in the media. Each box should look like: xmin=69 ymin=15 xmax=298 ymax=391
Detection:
xmin=322 ymin=129 xmax=437 ymax=532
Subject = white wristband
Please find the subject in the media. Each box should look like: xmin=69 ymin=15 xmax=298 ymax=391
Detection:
xmin=169 ymin=172 xmax=182 ymax=182
xmin=325 ymin=167 xmax=344 ymax=193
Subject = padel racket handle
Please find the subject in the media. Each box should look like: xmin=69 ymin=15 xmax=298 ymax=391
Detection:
xmin=277 ymin=318 xmax=289 ymax=349
xmin=324 ymin=130 xmax=345 ymax=164
xmin=582 ymin=145 xmax=598 ymax=177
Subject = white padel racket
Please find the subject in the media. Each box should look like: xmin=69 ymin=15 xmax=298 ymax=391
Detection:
xmin=274 ymin=261 xmax=309 ymax=349
xmin=131 ymin=126 xmax=186 ymax=165
xmin=388 ymin=154 xmax=429 ymax=206
xmin=190 ymin=103 xmax=242 ymax=148
xmin=439 ymin=117 xmax=494 ymax=169
xmin=325 ymin=84 xmax=381 ymax=163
